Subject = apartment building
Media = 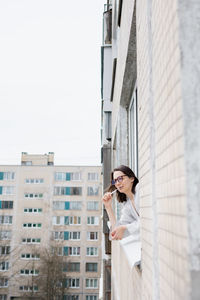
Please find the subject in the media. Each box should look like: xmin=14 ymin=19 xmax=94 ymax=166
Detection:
xmin=0 ymin=152 xmax=102 ymax=300
xmin=101 ymin=1 xmax=200 ymax=300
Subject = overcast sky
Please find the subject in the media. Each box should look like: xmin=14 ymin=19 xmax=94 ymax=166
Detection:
xmin=0 ymin=0 xmax=104 ymax=166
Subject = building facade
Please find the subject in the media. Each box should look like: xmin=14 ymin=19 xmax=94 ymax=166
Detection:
xmin=0 ymin=153 xmax=102 ymax=300
xmin=101 ymin=0 xmax=200 ymax=299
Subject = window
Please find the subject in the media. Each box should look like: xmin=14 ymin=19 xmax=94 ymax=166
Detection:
xmin=64 ymin=263 xmax=80 ymax=272
xmin=55 ymin=172 xmax=66 ymax=181
xmin=87 ymin=186 xmax=99 ymax=196
xmin=70 ymin=202 xmax=82 ymax=210
xmin=64 ymin=296 xmax=79 ymax=300
xmin=87 ymin=202 xmax=99 ymax=211
xmin=0 ymin=201 xmax=13 ymax=209
xmin=88 ymin=173 xmax=98 ymax=181
xmin=0 ymin=172 xmax=15 ymax=181
xmin=86 ymin=296 xmax=97 ymax=300
xmin=85 ymin=263 xmax=98 ymax=272
xmin=25 ymin=178 xmax=44 ymax=184
xmin=52 ymin=216 xmax=69 ymax=225
xmin=22 ymin=238 xmax=41 ymax=244
xmin=1 ymin=186 xmax=14 ymax=195
xmin=69 ymin=232 xmax=80 ymax=240
xmin=20 ymin=269 xmax=39 ymax=276
xmin=53 ymin=201 xmax=65 ymax=210
xmin=24 ymin=193 xmax=43 ymax=198
xmin=24 ymin=208 xmax=42 ymax=213
xmin=85 ymin=279 xmax=98 ymax=289
xmin=0 ymin=246 xmax=10 ymax=255
xmin=23 ymin=223 xmax=42 ymax=228
xmin=69 ymin=216 xmax=81 ymax=225
xmin=21 ymin=253 xmax=40 ymax=260
xmin=66 ymin=278 xmax=80 ymax=288
xmin=0 ymin=295 xmax=7 ymax=300
xmin=19 ymin=285 xmax=38 ymax=292
xmin=0 ymin=261 xmax=9 ymax=271
xmin=54 ymin=186 xmax=82 ymax=196
xmin=86 ymin=247 xmax=98 ymax=256
xmin=87 ymin=216 xmax=99 ymax=225
xmin=0 ymin=231 xmax=11 ymax=240
xmin=87 ymin=232 xmax=98 ymax=241
xmin=129 ymin=86 xmax=138 ymax=176
xmin=0 ymin=278 xmax=8 ymax=287
xmin=71 ymin=172 xmax=81 ymax=181
xmin=68 ymin=247 xmax=80 ymax=256
xmin=52 ymin=231 xmax=64 ymax=240
xmin=0 ymin=216 xmax=12 ymax=225
xmin=51 ymin=247 xmax=63 ymax=256
xmin=55 ymin=172 xmax=81 ymax=181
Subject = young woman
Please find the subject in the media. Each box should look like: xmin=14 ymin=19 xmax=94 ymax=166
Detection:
xmin=102 ymin=165 xmax=140 ymax=240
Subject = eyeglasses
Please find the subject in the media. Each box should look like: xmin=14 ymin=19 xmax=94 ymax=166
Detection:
xmin=111 ymin=175 xmax=127 ymax=185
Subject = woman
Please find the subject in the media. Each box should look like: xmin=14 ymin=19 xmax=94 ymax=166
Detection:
xmin=102 ymin=165 xmax=140 ymax=240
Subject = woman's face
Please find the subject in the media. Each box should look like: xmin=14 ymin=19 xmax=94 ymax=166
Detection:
xmin=113 ymin=170 xmax=134 ymax=194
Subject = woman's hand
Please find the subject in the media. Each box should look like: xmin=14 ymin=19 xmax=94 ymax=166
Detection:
xmin=111 ymin=225 xmax=126 ymax=240
xmin=102 ymin=192 xmax=113 ymax=208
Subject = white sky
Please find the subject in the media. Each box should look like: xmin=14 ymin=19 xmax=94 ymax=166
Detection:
xmin=0 ymin=0 xmax=104 ymax=166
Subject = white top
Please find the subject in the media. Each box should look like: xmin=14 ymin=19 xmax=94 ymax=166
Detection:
xmin=114 ymin=192 xmax=140 ymax=240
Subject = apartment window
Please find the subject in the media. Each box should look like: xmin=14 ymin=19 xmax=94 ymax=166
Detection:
xmin=87 ymin=232 xmax=98 ymax=241
xmin=0 ymin=231 xmax=11 ymax=240
xmin=88 ymin=173 xmax=98 ymax=181
xmin=24 ymin=208 xmax=42 ymax=213
xmin=70 ymin=201 xmax=82 ymax=210
xmin=0 ymin=172 xmax=15 ymax=181
xmin=51 ymin=247 xmax=63 ymax=256
xmin=64 ymin=262 xmax=80 ymax=272
xmin=0 ymin=186 xmax=14 ymax=195
xmin=0 ymin=201 xmax=13 ymax=209
xmin=0 ymin=295 xmax=7 ymax=300
xmin=85 ymin=279 xmax=98 ymax=289
xmin=87 ymin=186 xmax=99 ymax=196
xmin=53 ymin=201 xmax=65 ymax=210
xmin=54 ymin=187 xmax=82 ymax=196
xmin=87 ymin=216 xmax=99 ymax=225
xmin=87 ymin=202 xmax=99 ymax=211
xmin=69 ymin=216 xmax=81 ymax=225
xmin=55 ymin=172 xmax=66 ymax=181
xmin=0 ymin=261 xmax=9 ymax=271
xmin=22 ymin=238 xmax=41 ymax=244
xmin=86 ymin=296 xmax=97 ymax=300
xmin=24 ymin=193 xmax=43 ymax=198
xmin=52 ymin=231 xmax=64 ymax=240
xmin=19 ymin=285 xmax=38 ymax=292
xmin=0 ymin=216 xmax=12 ymax=225
xmin=55 ymin=172 xmax=81 ymax=181
xmin=64 ymin=296 xmax=79 ymax=300
xmin=0 ymin=278 xmax=8 ymax=287
xmin=86 ymin=247 xmax=98 ymax=256
xmin=129 ymin=86 xmax=139 ymax=176
xmin=66 ymin=278 xmax=80 ymax=288
xmin=69 ymin=232 xmax=80 ymax=240
xmin=0 ymin=246 xmax=10 ymax=255
xmin=21 ymin=253 xmax=40 ymax=260
xmin=25 ymin=178 xmax=44 ymax=184
xmin=68 ymin=247 xmax=80 ymax=256
xmin=85 ymin=263 xmax=98 ymax=272
xmin=71 ymin=172 xmax=81 ymax=181
xmin=52 ymin=216 xmax=69 ymax=225
xmin=20 ymin=269 xmax=39 ymax=276
xmin=23 ymin=223 xmax=42 ymax=228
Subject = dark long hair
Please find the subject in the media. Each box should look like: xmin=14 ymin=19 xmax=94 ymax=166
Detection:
xmin=107 ymin=165 xmax=139 ymax=203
